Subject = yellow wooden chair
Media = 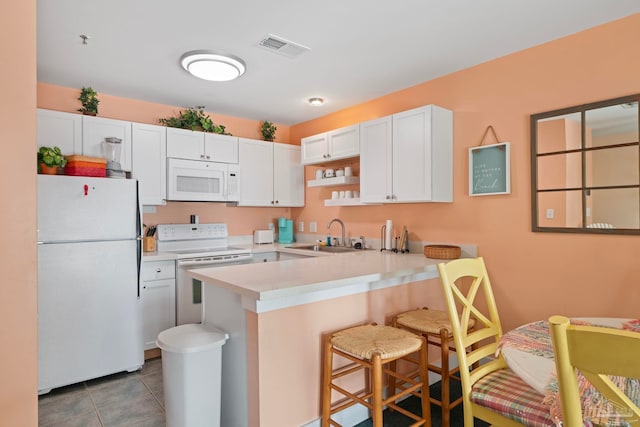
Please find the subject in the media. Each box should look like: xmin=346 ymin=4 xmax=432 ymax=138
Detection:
xmin=438 ymin=257 xmax=552 ymax=427
xmin=549 ymin=315 xmax=640 ymax=427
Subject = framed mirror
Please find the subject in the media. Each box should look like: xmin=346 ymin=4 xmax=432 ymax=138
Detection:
xmin=531 ymin=94 xmax=640 ymax=234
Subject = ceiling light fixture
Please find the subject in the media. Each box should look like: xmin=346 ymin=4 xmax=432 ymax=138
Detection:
xmin=308 ymin=97 xmax=325 ymax=107
xmin=181 ymin=50 xmax=246 ymax=82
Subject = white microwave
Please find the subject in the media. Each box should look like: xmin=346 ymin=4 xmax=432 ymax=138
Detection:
xmin=167 ymin=158 xmax=240 ymax=202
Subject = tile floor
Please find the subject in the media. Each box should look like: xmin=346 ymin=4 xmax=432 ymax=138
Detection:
xmin=38 ymin=357 xmax=165 ymax=427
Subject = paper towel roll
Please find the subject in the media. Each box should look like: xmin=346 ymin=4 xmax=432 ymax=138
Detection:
xmin=385 ymin=220 xmax=393 ymax=250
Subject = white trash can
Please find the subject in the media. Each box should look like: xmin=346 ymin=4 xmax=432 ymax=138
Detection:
xmin=157 ymin=324 xmax=229 ymax=427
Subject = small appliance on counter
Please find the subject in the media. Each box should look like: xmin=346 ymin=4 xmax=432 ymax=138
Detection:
xmin=103 ymin=137 xmax=126 ymax=178
xmin=278 ymin=217 xmax=293 ymax=244
xmin=254 ymin=229 xmax=274 ymax=244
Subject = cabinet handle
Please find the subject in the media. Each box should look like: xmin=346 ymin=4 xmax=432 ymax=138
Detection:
xmin=386 ymin=195 xmax=391 ymax=200
xmin=200 ymin=154 xmax=205 ymax=159
xmin=206 ymin=155 xmax=211 ymax=160
xmin=326 ymin=154 xmax=331 ymax=158
xmin=271 ymin=201 xmax=274 ymax=204
xmin=322 ymin=154 xmax=327 ymax=159
xmin=275 ymin=200 xmax=279 ymax=204
xmin=156 ymin=268 xmax=161 ymax=273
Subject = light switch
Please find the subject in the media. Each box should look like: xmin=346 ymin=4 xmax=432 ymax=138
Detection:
xmin=298 ymin=221 xmax=304 ymax=232
xmin=309 ymin=221 xmax=317 ymax=233
xmin=546 ymin=208 xmax=554 ymax=219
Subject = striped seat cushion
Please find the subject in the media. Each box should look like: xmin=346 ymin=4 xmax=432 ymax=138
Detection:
xmin=471 ymin=368 xmax=554 ymax=427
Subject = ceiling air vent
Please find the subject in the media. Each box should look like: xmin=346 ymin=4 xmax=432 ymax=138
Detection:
xmin=256 ymin=34 xmax=310 ymax=58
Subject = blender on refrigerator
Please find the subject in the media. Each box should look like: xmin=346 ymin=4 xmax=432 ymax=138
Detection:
xmin=103 ymin=137 xmax=126 ymax=178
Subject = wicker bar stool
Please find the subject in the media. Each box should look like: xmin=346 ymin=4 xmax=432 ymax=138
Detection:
xmin=390 ymin=308 xmax=475 ymax=427
xmin=321 ymin=323 xmax=431 ymax=427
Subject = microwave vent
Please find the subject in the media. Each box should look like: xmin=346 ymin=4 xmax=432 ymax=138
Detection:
xmin=256 ymin=34 xmax=310 ymax=58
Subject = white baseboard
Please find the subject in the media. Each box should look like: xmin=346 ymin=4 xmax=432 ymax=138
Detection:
xmin=301 ymin=354 xmax=459 ymax=427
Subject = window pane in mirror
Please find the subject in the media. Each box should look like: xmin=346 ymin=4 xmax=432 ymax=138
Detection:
xmin=537 ymin=152 xmax=582 ymax=190
xmin=587 ymin=188 xmax=639 ymax=229
xmin=585 ymin=146 xmax=639 ymax=187
xmin=538 ymin=190 xmax=583 ymax=228
xmin=537 ymin=113 xmax=581 ymax=154
xmin=585 ymin=102 xmax=639 ymax=148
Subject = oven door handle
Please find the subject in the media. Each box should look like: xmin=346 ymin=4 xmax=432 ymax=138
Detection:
xmin=177 ymin=256 xmax=252 ymax=268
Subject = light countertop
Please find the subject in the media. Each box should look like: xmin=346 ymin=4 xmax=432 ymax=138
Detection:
xmin=190 ymin=250 xmax=448 ymax=313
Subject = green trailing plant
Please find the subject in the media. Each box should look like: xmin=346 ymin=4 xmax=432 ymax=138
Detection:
xmin=77 ymin=86 xmax=100 ymax=115
xmin=38 ymin=146 xmax=67 ymax=167
xmin=260 ymin=120 xmax=277 ymax=141
xmin=159 ymin=106 xmax=230 ymax=135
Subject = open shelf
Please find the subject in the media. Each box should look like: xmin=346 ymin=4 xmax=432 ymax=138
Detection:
xmin=307 ymin=176 xmax=359 ymax=187
xmin=324 ymin=198 xmax=380 ymax=206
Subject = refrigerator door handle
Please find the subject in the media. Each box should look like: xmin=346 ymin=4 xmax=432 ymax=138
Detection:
xmin=136 ymin=181 xmax=142 ymax=299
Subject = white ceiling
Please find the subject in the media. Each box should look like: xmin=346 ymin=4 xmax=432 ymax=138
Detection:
xmin=37 ymin=1 xmax=640 ymax=126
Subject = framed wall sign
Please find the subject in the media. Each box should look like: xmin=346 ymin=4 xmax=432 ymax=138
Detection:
xmin=469 ymin=142 xmax=511 ymax=196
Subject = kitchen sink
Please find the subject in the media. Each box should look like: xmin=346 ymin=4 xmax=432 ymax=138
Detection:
xmin=286 ymin=244 xmax=371 ymax=253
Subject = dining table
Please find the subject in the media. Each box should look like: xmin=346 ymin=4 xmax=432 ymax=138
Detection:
xmin=497 ymin=317 xmax=640 ymax=426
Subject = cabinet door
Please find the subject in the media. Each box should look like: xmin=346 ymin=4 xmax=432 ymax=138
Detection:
xmin=131 ymin=123 xmax=166 ymax=205
xmin=392 ymin=105 xmax=453 ymax=202
xmin=37 ymin=109 xmax=82 ymax=156
xmin=142 ymin=278 xmax=176 ymax=350
xmin=273 ymin=143 xmax=304 ymax=207
xmin=166 ymin=127 xmax=204 ymax=160
xmin=238 ymin=138 xmax=274 ymax=206
xmin=328 ymin=124 xmax=359 ymax=161
xmin=204 ymin=134 xmax=239 ymax=163
xmin=301 ymin=133 xmax=328 ymax=165
xmin=360 ymin=116 xmax=393 ymax=203
xmin=82 ymin=116 xmax=133 ymax=172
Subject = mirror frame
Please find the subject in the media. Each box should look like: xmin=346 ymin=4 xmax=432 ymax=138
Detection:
xmin=531 ymin=94 xmax=640 ymax=235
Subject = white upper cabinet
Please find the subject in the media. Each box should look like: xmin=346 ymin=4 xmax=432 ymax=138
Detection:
xmin=82 ymin=115 xmax=133 ymax=172
xmin=301 ymin=124 xmax=359 ymax=164
xmin=37 ymin=109 xmax=82 ymax=155
xmin=166 ymin=128 xmax=238 ymax=164
xmin=131 ymin=123 xmax=166 ymax=206
xmin=359 ymin=116 xmax=393 ymax=203
xmin=360 ymin=105 xmax=453 ymax=203
xmin=273 ymin=143 xmax=304 ymax=207
xmin=238 ymin=138 xmax=304 ymax=207
xmin=37 ymin=110 xmax=133 ymax=172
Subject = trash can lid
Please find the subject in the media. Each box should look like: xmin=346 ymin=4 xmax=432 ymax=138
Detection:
xmin=156 ymin=324 xmax=229 ymax=354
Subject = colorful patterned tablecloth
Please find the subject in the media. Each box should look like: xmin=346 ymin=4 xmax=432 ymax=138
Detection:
xmin=497 ymin=318 xmax=640 ymax=427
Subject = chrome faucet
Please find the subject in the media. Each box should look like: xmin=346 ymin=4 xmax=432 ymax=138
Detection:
xmin=327 ymin=218 xmax=346 ymax=246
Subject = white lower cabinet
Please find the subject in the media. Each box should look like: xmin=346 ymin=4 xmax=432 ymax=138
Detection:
xmin=238 ymin=138 xmax=304 ymax=207
xmin=131 ymin=123 xmax=166 ymax=205
xmin=360 ymin=105 xmax=453 ymax=203
xmin=142 ymin=260 xmax=176 ymax=350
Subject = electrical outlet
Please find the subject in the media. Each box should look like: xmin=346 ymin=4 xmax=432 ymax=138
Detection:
xmin=309 ymin=221 xmax=317 ymax=233
xmin=546 ymin=208 xmax=554 ymax=219
xmin=298 ymin=221 xmax=304 ymax=232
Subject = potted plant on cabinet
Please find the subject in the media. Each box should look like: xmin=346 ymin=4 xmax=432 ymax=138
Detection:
xmin=260 ymin=120 xmax=277 ymax=141
xmin=158 ymin=106 xmax=230 ymax=134
xmin=77 ymin=86 xmax=100 ymax=116
xmin=38 ymin=146 xmax=67 ymax=175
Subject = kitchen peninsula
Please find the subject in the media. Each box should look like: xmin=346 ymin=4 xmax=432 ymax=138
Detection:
xmin=190 ymin=248 xmax=476 ymax=427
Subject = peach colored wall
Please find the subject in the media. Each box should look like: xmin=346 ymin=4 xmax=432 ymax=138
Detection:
xmin=291 ymin=14 xmax=640 ymax=332
xmin=38 ymin=83 xmax=291 ymax=143
xmin=0 ymin=0 xmax=38 ymax=425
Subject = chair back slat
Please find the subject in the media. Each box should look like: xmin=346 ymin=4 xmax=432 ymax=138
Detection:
xmin=438 ymin=257 xmax=508 ymax=427
xmin=550 ymin=315 xmax=640 ymax=427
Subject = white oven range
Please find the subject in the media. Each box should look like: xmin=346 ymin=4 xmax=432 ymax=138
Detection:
xmin=156 ymin=223 xmax=252 ymax=325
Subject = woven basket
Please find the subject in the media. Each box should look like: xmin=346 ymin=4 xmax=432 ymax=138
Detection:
xmin=424 ymin=245 xmax=461 ymax=260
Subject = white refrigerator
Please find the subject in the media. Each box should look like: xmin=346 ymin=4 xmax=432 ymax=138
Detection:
xmin=37 ymin=175 xmax=144 ymax=394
